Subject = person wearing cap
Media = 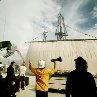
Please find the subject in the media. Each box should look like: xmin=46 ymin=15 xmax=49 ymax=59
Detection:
xmin=29 ymin=59 xmax=56 ymax=97
xmin=66 ymin=56 xmax=97 ymax=97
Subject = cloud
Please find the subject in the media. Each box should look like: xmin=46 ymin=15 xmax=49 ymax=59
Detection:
xmin=91 ymin=6 xmax=97 ymax=18
xmin=57 ymin=0 xmax=90 ymax=39
xmin=0 ymin=0 xmax=97 ymax=62
xmin=88 ymin=23 xmax=97 ymax=36
xmin=0 ymin=0 xmax=62 ymax=59
xmin=1 ymin=0 xmax=95 ymax=44
xmin=58 ymin=0 xmax=97 ymax=39
xmin=5 ymin=0 xmax=61 ymax=41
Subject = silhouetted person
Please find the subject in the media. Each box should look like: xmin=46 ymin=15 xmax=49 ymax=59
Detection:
xmin=5 ymin=61 xmax=16 ymax=97
xmin=66 ymin=56 xmax=97 ymax=97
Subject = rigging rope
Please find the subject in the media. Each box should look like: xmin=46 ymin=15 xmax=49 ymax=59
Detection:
xmin=65 ymin=25 xmax=97 ymax=39
xmin=25 ymin=18 xmax=97 ymax=43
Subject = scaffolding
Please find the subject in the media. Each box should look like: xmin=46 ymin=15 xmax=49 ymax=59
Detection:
xmin=55 ymin=14 xmax=68 ymax=40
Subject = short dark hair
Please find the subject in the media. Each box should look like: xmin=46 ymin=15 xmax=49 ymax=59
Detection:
xmin=11 ymin=61 xmax=16 ymax=65
xmin=75 ymin=57 xmax=87 ymax=70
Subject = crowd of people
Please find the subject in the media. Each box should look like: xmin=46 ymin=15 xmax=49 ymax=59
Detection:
xmin=0 ymin=56 xmax=97 ymax=97
xmin=0 ymin=61 xmax=27 ymax=97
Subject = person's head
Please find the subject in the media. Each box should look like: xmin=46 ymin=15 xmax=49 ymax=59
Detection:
xmin=10 ymin=61 xmax=16 ymax=68
xmin=21 ymin=61 xmax=25 ymax=66
xmin=0 ymin=62 xmax=2 ymax=64
xmin=74 ymin=56 xmax=87 ymax=71
xmin=38 ymin=60 xmax=45 ymax=68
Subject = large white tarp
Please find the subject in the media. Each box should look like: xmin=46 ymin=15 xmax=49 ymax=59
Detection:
xmin=25 ymin=40 xmax=97 ymax=75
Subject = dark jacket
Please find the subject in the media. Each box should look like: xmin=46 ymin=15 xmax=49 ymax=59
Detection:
xmin=66 ymin=69 xmax=97 ymax=97
xmin=6 ymin=65 xmax=16 ymax=83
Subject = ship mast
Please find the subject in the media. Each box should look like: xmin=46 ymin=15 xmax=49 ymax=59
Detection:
xmin=55 ymin=14 xmax=68 ymax=40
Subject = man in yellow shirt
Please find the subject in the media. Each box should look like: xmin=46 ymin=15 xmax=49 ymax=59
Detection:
xmin=29 ymin=60 xmax=56 ymax=97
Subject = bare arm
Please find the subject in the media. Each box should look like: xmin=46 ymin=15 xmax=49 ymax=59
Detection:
xmin=48 ymin=61 xmax=57 ymax=76
xmin=29 ymin=60 xmax=36 ymax=74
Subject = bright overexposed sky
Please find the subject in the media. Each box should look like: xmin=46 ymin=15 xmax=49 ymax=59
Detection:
xmin=0 ymin=0 xmax=97 ymax=64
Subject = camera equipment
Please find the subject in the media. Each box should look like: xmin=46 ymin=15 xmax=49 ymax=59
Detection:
xmin=51 ymin=56 xmax=62 ymax=62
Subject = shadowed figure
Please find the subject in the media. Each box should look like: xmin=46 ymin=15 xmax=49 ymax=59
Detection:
xmin=66 ymin=56 xmax=97 ymax=97
xmin=5 ymin=61 xmax=16 ymax=97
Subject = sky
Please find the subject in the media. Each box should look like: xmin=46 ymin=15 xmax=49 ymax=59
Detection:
xmin=0 ymin=0 xmax=97 ymax=64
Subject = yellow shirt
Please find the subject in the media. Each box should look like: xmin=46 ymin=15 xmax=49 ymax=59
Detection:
xmin=31 ymin=68 xmax=54 ymax=91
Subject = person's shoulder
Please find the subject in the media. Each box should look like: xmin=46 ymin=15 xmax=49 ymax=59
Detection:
xmin=8 ymin=65 xmax=11 ymax=69
xmin=20 ymin=65 xmax=23 ymax=68
xmin=22 ymin=65 xmax=26 ymax=68
xmin=87 ymin=72 xmax=94 ymax=77
xmin=7 ymin=66 xmax=10 ymax=68
xmin=69 ymin=70 xmax=76 ymax=74
xmin=24 ymin=66 xmax=27 ymax=70
xmin=20 ymin=65 xmax=25 ymax=68
xmin=45 ymin=68 xmax=53 ymax=71
xmin=42 ymin=68 xmax=52 ymax=72
xmin=67 ymin=70 xmax=76 ymax=77
xmin=33 ymin=67 xmax=38 ymax=70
